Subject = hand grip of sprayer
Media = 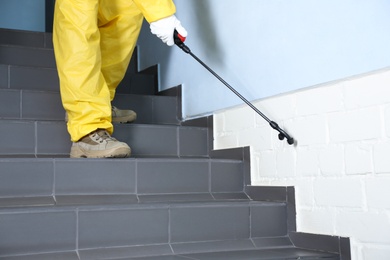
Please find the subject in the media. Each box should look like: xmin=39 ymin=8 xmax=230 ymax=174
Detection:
xmin=174 ymin=29 xmax=191 ymax=53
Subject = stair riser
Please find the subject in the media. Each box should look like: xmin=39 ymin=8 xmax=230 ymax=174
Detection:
xmin=0 ymin=159 xmax=244 ymax=203
xmin=0 ymin=121 xmax=207 ymax=157
xmin=0 ymin=64 xmax=157 ymax=97
xmin=113 ymin=94 xmax=179 ymax=125
xmin=0 ymin=203 xmax=287 ymax=257
xmin=0 ymin=89 xmax=179 ymax=124
xmin=114 ymin=125 xmax=209 ymax=157
xmin=0 ymin=65 xmax=59 ymax=91
xmin=0 ymin=89 xmax=63 ymax=120
xmin=0 ymin=65 xmax=8 ymax=89
xmin=0 ymin=29 xmax=52 ymax=49
xmin=0 ymin=45 xmax=56 ymax=68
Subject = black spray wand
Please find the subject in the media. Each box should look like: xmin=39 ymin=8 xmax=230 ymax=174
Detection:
xmin=174 ymin=31 xmax=294 ymax=145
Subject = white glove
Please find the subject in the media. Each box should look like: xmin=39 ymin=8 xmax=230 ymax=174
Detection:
xmin=150 ymin=15 xmax=188 ymax=46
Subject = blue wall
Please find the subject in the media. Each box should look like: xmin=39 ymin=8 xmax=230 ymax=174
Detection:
xmin=137 ymin=0 xmax=390 ymax=119
xmin=0 ymin=0 xmax=45 ymax=32
xmin=2 ymin=0 xmax=388 ymax=119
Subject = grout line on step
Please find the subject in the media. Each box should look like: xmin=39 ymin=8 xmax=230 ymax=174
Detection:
xmin=135 ymin=160 xmax=139 ymax=203
xmin=76 ymin=209 xmax=80 ymax=259
xmin=7 ymin=65 xmax=10 ymax=89
xmin=19 ymin=89 xmax=23 ymax=119
xmin=176 ymin=127 xmax=180 ymax=158
xmin=168 ymin=207 xmax=173 ymax=252
xmin=34 ymin=120 xmax=38 ymax=157
xmin=52 ymin=160 xmax=57 ymax=204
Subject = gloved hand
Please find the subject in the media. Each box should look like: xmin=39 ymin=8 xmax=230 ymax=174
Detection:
xmin=150 ymin=15 xmax=188 ymax=46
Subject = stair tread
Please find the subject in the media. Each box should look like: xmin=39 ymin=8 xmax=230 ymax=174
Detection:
xmin=173 ymin=248 xmax=338 ymax=260
xmin=0 ymin=193 xmax=254 ymax=209
xmin=0 ymin=197 xmax=282 ymax=211
xmin=0 ymin=247 xmax=339 ymax=260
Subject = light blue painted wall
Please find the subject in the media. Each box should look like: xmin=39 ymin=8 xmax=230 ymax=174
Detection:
xmin=0 ymin=0 xmax=45 ymax=32
xmin=137 ymin=0 xmax=390 ymax=119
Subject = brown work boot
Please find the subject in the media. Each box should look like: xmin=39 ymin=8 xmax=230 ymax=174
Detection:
xmin=111 ymin=106 xmax=137 ymax=123
xmin=70 ymin=129 xmax=131 ymax=158
xmin=65 ymin=106 xmax=137 ymax=124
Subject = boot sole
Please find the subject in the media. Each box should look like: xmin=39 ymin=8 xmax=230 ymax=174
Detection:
xmin=70 ymin=146 xmax=131 ymax=158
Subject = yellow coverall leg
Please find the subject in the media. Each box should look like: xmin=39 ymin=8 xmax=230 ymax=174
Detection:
xmin=53 ymin=0 xmax=143 ymax=142
xmin=53 ymin=0 xmax=176 ymax=142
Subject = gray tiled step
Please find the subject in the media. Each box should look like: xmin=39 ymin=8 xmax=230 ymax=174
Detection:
xmin=160 ymin=248 xmax=338 ymax=260
xmin=117 ymin=71 xmax=157 ymax=95
xmin=0 ymin=28 xmax=53 ymax=49
xmin=0 ymin=201 xmax=288 ymax=258
xmin=0 ymin=63 xmax=157 ymax=95
xmin=0 ymin=64 xmax=58 ymax=91
xmin=0 ymin=247 xmax=340 ymax=260
xmin=0 ymin=29 xmax=139 ymax=78
xmin=0 ymin=157 xmax=245 ymax=207
xmin=0 ymin=88 xmax=179 ymax=124
xmin=0 ymin=193 xmax=250 ymax=209
xmin=0 ymin=45 xmax=56 ymax=68
xmin=113 ymin=93 xmax=180 ymax=125
xmin=0 ymin=30 xmax=156 ymax=95
xmin=0 ymin=120 xmax=206 ymax=157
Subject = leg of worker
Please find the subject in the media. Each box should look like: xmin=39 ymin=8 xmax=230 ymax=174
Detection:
xmin=98 ymin=0 xmax=143 ymax=123
xmin=53 ymin=0 xmax=113 ymax=142
xmin=53 ymin=0 xmax=130 ymax=158
xmin=98 ymin=0 xmax=143 ymax=99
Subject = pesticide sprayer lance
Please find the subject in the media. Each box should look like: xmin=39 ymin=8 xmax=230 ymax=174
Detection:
xmin=173 ymin=30 xmax=294 ymax=145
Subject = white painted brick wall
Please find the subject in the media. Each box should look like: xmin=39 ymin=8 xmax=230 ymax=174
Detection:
xmin=295 ymin=179 xmax=315 ymax=207
xmin=335 ymin=211 xmax=390 ymax=243
xmin=343 ymin=69 xmax=390 ymax=109
xmin=365 ymin=177 xmax=390 ymax=209
xmin=298 ymin=208 xmax=336 ymax=234
xmin=290 ymin=115 xmax=328 ymax=146
xmin=296 ymin=148 xmax=320 ymax=177
xmin=257 ymin=151 xmax=277 ymax=178
xmin=328 ymin=107 xmax=382 ymax=143
xmin=318 ymin=145 xmax=345 ymax=176
xmin=363 ymin=246 xmax=390 ymax=260
xmin=373 ymin=141 xmax=390 ymax=173
xmin=295 ymin=83 xmax=344 ymax=116
xmin=345 ymin=143 xmax=373 ymax=175
xmin=313 ymin=178 xmax=363 ymax=208
xmin=214 ymin=67 xmax=390 ymax=260
xmin=385 ymin=105 xmax=390 ymax=138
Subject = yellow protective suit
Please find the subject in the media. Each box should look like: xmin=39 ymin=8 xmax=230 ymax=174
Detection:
xmin=53 ymin=0 xmax=176 ymax=142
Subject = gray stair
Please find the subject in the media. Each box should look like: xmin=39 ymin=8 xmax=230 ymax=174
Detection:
xmin=0 ymin=120 xmax=206 ymax=157
xmin=0 ymin=28 xmax=53 ymax=48
xmin=0 ymin=157 xmax=247 ymax=207
xmin=0 ymin=28 xmax=346 ymax=259
xmin=0 ymin=201 xmax=308 ymax=259
xmin=0 ymin=88 xmax=180 ymax=125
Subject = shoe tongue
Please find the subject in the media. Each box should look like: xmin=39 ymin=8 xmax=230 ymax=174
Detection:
xmin=96 ymin=129 xmax=109 ymax=137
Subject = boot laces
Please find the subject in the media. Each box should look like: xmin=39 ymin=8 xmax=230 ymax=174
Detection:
xmin=91 ymin=129 xmax=117 ymax=144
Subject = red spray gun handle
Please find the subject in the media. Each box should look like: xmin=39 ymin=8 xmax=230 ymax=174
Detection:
xmin=174 ymin=29 xmax=191 ymax=53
